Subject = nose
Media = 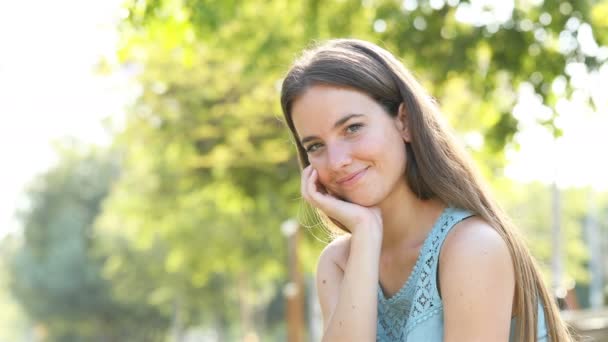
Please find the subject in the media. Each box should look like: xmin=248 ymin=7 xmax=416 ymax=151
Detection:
xmin=326 ymin=141 xmax=352 ymax=171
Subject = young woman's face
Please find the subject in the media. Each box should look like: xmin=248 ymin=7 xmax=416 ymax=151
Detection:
xmin=291 ymin=84 xmax=409 ymax=207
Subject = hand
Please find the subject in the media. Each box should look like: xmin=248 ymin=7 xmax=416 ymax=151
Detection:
xmin=301 ymin=165 xmax=383 ymax=237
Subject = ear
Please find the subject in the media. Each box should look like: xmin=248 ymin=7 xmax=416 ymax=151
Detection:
xmin=395 ymin=102 xmax=411 ymax=142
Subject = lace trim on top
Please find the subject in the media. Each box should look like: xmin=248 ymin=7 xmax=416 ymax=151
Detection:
xmin=377 ymin=207 xmax=473 ymax=339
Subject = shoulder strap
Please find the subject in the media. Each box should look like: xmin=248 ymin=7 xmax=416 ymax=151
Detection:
xmin=406 ymin=207 xmax=474 ymax=330
xmin=430 ymin=207 xmax=474 ymax=291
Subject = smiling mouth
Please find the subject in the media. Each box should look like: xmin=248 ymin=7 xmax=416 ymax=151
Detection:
xmin=336 ymin=167 xmax=369 ymax=187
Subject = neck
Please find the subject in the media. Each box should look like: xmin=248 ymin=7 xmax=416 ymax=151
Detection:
xmin=377 ymin=181 xmax=445 ymax=252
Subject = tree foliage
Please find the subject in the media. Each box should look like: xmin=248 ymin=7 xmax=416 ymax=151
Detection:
xmin=8 ymin=145 xmax=168 ymax=341
xmin=98 ymin=0 xmax=607 ymax=337
xmin=4 ymin=1 xmax=606 ymax=339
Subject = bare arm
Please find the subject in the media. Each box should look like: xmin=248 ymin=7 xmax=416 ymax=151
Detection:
xmin=301 ymin=166 xmax=382 ymax=342
xmin=440 ymin=217 xmax=516 ymax=342
xmin=316 ymin=229 xmax=382 ymax=342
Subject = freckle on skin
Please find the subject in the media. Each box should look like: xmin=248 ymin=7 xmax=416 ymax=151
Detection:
xmin=339 ymin=321 xmax=343 ymax=326
xmin=322 ymin=279 xmax=327 ymax=284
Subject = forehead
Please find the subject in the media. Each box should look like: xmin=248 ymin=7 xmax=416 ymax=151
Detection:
xmin=291 ymin=84 xmax=381 ymax=137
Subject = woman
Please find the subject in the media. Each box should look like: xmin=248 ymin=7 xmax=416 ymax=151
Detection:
xmin=280 ymin=39 xmax=574 ymax=341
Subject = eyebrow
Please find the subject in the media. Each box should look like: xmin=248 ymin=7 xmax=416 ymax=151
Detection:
xmin=300 ymin=113 xmax=365 ymax=145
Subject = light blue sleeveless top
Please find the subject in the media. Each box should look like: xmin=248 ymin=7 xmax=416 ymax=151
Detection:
xmin=376 ymin=207 xmax=549 ymax=341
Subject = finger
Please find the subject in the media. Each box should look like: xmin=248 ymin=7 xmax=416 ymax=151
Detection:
xmin=302 ymin=166 xmax=320 ymax=205
xmin=308 ymin=169 xmax=339 ymax=210
xmin=300 ymin=165 xmax=312 ymax=201
xmin=305 ymin=168 xmax=321 ymax=205
xmin=308 ymin=170 xmax=352 ymax=229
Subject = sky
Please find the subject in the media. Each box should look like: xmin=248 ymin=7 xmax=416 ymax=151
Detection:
xmin=0 ymin=0 xmax=129 ymax=238
xmin=0 ymin=0 xmax=607 ymax=239
xmin=506 ymin=76 xmax=608 ymax=190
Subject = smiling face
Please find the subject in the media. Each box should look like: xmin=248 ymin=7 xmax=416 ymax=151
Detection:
xmin=291 ymin=84 xmax=410 ymax=207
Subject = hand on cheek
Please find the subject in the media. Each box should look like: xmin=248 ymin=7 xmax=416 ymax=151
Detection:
xmin=301 ymin=165 xmax=382 ymax=235
xmin=316 ymin=171 xmax=343 ymax=200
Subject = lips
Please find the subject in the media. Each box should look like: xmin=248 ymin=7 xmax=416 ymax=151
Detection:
xmin=336 ymin=167 xmax=369 ymax=186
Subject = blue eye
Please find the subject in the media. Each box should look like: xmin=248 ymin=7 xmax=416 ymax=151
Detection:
xmin=305 ymin=143 xmax=323 ymax=153
xmin=346 ymin=123 xmax=363 ymax=134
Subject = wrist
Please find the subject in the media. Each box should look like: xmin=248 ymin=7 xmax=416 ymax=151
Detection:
xmin=352 ymin=221 xmax=383 ymax=243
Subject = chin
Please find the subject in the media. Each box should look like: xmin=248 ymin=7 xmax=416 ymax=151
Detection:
xmin=342 ymin=190 xmax=384 ymax=207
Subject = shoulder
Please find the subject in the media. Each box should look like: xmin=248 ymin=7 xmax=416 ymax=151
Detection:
xmin=439 ymin=215 xmax=514 ymax=287
xmin=317 ymin=234 xmax=351 ymax=273
xmin=438 ymin=216 xmax=515 ymax=340
xmin=440 ymin=215 xmax=513 ymax=267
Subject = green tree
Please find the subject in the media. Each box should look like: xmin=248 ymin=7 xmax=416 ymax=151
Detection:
xmin=103 ymin=0 xmax=606 ymax=337
xmin=0 ymin=236 xmax=30 ymax=341
xmin=9 ymin=143 xmax=168 ymax=341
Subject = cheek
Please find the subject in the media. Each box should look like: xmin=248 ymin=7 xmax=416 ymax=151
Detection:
xmin=307 ymin=156 xmax=322 ymax=173
xmin=306 ymin=157 xmax=330 ymax=183
xmin=316 ymin=169 xmax=332 ymax=188
xmin=360 ymin=131 xmax=398 ymax=156
xmin=365 ymin=131 xmax=406 ymax=170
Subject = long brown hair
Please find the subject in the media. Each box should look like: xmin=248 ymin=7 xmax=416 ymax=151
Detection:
xmin=280 ymin=38 xmax=573 ymax=342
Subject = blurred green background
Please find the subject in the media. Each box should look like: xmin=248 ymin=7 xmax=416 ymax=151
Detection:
xmin=1 ymin=0 xmax=607 ymax=341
